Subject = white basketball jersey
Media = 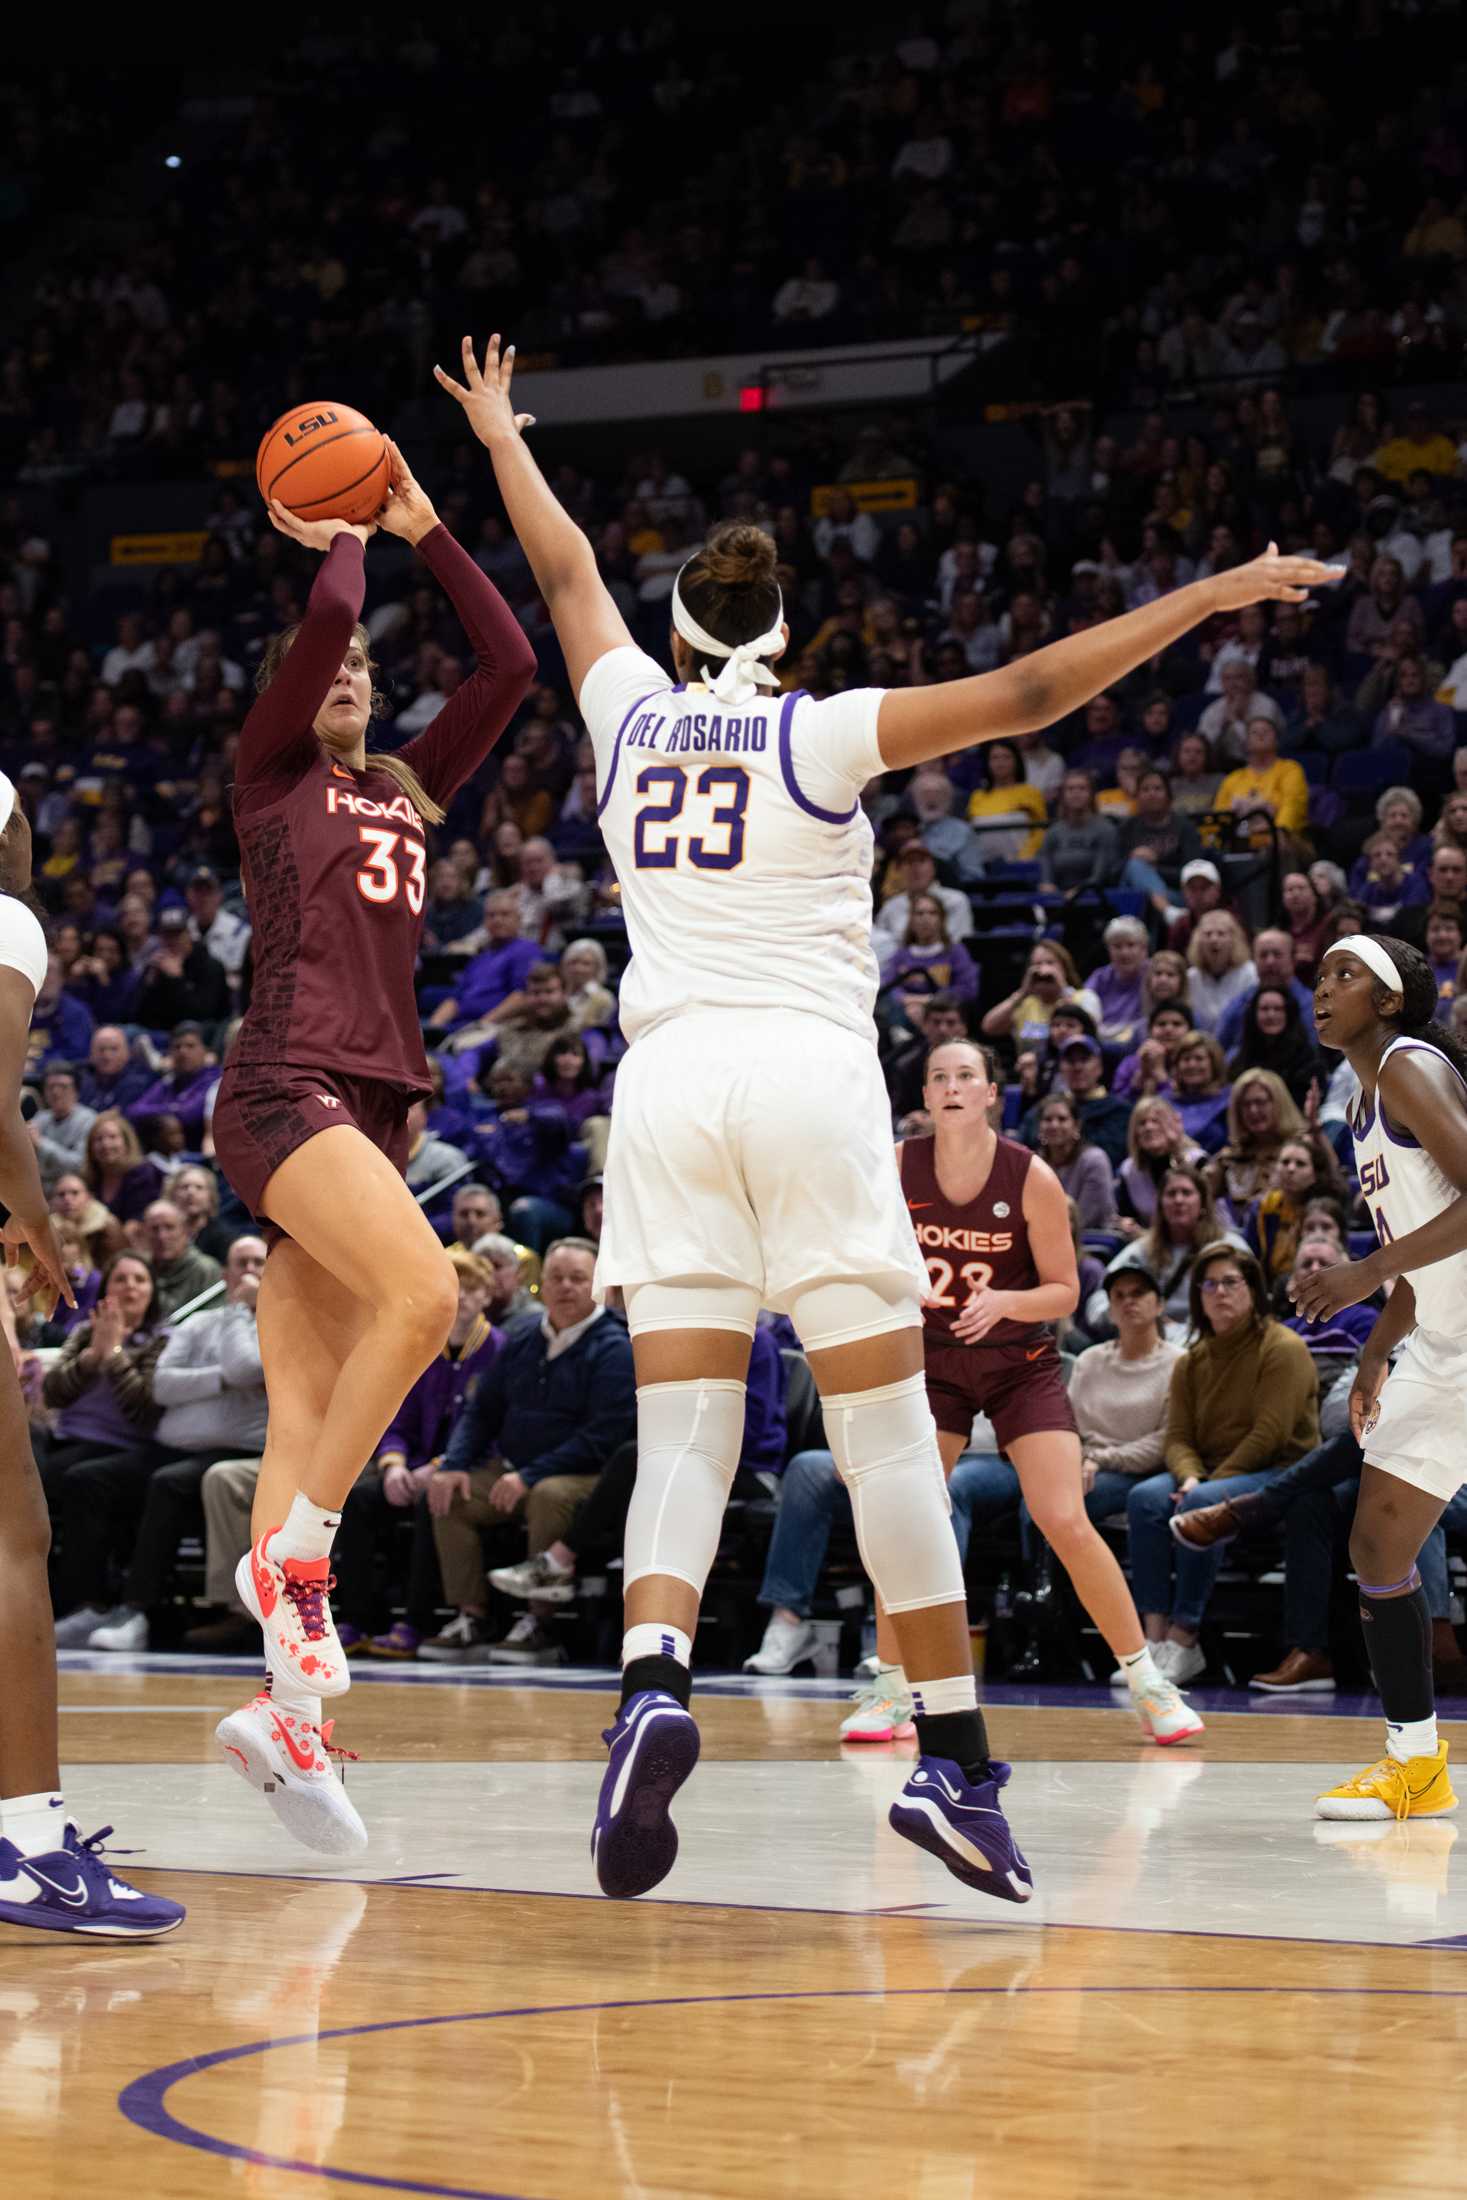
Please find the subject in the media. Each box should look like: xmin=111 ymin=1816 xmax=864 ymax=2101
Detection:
xmin=1351 ymin=1035 xmax=1467 ymax=1342
xmin=579 ymin=645 xmax=884 ymax=1046
xmin=0 ymin=895 xmax=47 ymax=1001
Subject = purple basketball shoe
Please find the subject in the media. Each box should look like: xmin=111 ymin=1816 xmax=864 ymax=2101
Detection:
xmin=592 ymin=1691 xmax=700 ymax=1899
xmin=0 ymin=1823 xmax=186 ymax=1937
xmin=889 ymin=1757 xmax=1035 ymax=1904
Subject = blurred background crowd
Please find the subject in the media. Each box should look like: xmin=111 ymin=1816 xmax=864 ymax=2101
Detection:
xmin=5 ymin=3 xmax=1467 ymax=1697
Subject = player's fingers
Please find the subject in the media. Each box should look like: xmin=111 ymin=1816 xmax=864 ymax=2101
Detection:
xmin=432 ymin=364 xmax=470 ymax=402
xmin=464 ymin=332 xmax=487 ymax=386
xmin=514 ymin=413 xmax=536 ymax=431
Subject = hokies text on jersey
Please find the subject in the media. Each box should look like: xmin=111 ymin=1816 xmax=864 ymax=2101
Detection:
xmin=914 ymin=1221 xmax=1016 ymax=1254
xmin=325 ymin=786 xmax=424 ymax=832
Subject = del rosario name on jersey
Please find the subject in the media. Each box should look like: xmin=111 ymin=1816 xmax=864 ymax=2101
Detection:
xmin=624 ymin=706 xmax=769 ymax=756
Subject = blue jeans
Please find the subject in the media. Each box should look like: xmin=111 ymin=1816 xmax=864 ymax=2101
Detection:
xmin=1120 ymin=857 xmax=1171 ymax=904
xmin=757 ymin=1448 xmax=1018 ymax=1615
xmin=1126 ymin=1468 xmax=1281 ymax=1632
xmin=506 ymin=1195 xmax=574 ymax=1254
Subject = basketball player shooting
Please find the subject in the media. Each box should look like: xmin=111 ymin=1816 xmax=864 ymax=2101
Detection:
xmin=1293 ymin=935 xmax=1467 ymax=1822
xmin=437 ymin=331 xmax=1341 ymax=1907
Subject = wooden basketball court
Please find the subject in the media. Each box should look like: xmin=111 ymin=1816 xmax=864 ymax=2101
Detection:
xmin=3 ymin=1660 xmax=1464 ymax=2197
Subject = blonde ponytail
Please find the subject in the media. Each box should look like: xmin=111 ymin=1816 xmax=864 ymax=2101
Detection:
xmin=367 ymin=750 xmax=445 ymax=827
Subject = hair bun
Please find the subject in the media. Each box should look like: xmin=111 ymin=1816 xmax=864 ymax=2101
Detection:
xmin=699 ymin=522 xmax=778 ymax=592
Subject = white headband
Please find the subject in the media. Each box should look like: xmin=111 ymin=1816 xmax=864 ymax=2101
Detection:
xmin=0 ymin=771 xmax=14 ymax=839
xmin=671 ymin=564 xmax=785 ymax=705
xmin=1323 ymin=934 xmax=1404 ymax=994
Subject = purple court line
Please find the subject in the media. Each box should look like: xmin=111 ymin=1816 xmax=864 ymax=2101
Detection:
xmin=136 ymin=1861 xmax=1464 ymax=1954
xmin=118 ymin=1981 xmax=1467 ymax=2199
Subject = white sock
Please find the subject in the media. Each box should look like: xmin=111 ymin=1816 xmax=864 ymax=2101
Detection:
xmin=622 ymin=1622 xmax=692 ymax=1671
xmin=1122 ymin=1646 xmax=1163 ymax=1690
xmin=909 ymin=1673 xmax=977 ymax=1718
xmin=265 ymin=1670 xmax=324 ymax=1727
xmin=268 ymin=1491 xmax=342 ymax=1567
xmin=1387 ymin=1714 xmax=1439 ymax=1765
xmin=1 ymin=1790 xmax=67 ymax=1861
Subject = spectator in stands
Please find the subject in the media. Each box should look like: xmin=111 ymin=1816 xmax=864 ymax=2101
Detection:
xmin=906 ymin=770 xmax=984 ymax=884
xmin=1084 ymin=915 xmax=1149 ymax=1049
xmin=495 ymin=1324 xmax=786 ymax=1626
xmin=29 ymin=1063 xmax=97 ymax=1191
xmin=1247 ymin=1140 xmax=1341 ymax=1280
xmin=559 ymin=939 xmax=616 ymax=1035
xmin=170 ymin=1163 xmax=234 ymax=1263
xmin=1115 ymin=1097 xmax=1203 ymax=1236
xmin=185 ymin=866 xmax=250 ymax=986
xmin=335 ymin=1247 xmax=501 ymax=1656
xmin=982 ymin=943 xmax=1098 ymax=1049
xmin=874 ymin=841 xmax=973 ymax=942
xmin=1113 ymin=1003 xmax=1194 ymax=1101
xmin=1352 ymin=828 xmax=1432 ymax=924
xmin=1216 ymin=927 xmax=1316 ymax=1049
xmin=144 ymin=1197 xmax=221 ymax=1318
xmin=1226 ymin=985 xmax=1321 ymax=1106
xmin=449 ymin=1184 xmax=504 ymax=1250
xmin=1023 ymin=1035 xmax=1131 ymax=1167
xmin=1216 ymin=715 xmax=1310 ymax=841
xmin=422 ymin=858 xmax=484 ymax=954
xmin=1395 ymin=842 xmax=1467 ymax=950
xmin=84 ymin=1110 xmax=163 ymax=1224
xmin=133 ymin=907 xmax=230 ymax=1030
xmin=1346 ymin=554 xmax=1418 ymax=659
xmin=1167 ymin=858 xmax=1225 ymax=953
xmin=43 ymin=1251 xmax=168 ymax=1641
xmin=1198 ymin=662 xmax=1284 ymax=766
xmin=1115 ymin=767 xmax=1203 ymax=912
xmin=886 ymin=993 xmax=968 ymax=1121
xmin=1039 ymin=769 xmax=1120 ymax=892
xmin=405 ymin=1097 xmax=472 ymax=1208
xmin=965 ymin=740 xmax=1047 ymax=863
xmin=420 ymin=1239 xmax=635 ymax=1665
xmin=1123 ymin=1243 xmax=1319 ymax=1681
xmin=1187 ymin=910 xmax=1256 ymax=1034
xmin=1280 ymin=870 xmax=1331 ymax=980
xmin=426 ymin=889 xmax=543 ymax=1037
xmin=126 ymin=1024 xmax=221 ymax=1145
xmin=474 ymin=1231 xmax=537 ymax=1325
xmin=1428 ymin=906 xmax=1464 ymax=1017
xmin=1208 ymin=1068 xmax=1306 ymax=1220
xmin=51 ymin=1171 xmax=124 ymax=1271
xmin=30 ymin=953 xmax=94 ymax=1069
xmin=1373 ymin=784 xmax=1431 ymax=869
xmin=1170 ymin=734 xmax=1224 ymax=818
xmin=64 ymin=929 xmax=141 ymax=1026
xmin=78 ymin=1025 xmax=151 ymax=1116
xmin=1099 ymin=1157 xmax=1246 ymax=1326
xmin=1371 ymin=652 xmax=1456 ymax=765
xmin=1163 ymin=1029 xmax=1232 ymax=1153
xmin=878 ymin=892 xmax=978 ymax=1010
xmin=1070 ymin=1267 xmax=1183 ymax=1532
xmin=1036 ymin=1092 xmax=1117 ymax=1230
xmin=84 ymin=1236 xmax=269 ymax=1651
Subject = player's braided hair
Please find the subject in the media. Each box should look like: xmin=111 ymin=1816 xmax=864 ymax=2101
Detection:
xmin=677 ymin=522 xmax=782 ymax=648
xmin=257 ymin=620 xmax=446 ymax=826
xmin=1369 ymin=934 xmax=1467 ymax=1086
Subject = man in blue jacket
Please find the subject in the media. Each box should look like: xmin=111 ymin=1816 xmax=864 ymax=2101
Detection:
xmin=422 ymin=1236 xmax=636 ymax=1665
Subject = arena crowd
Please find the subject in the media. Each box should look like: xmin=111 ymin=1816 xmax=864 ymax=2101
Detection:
xmin=3 ymin=9 xmax=1467 ymax=1691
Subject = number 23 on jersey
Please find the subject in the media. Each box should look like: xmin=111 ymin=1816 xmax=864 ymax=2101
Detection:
xmin=633 ymin=764 xmax=749 ymax=871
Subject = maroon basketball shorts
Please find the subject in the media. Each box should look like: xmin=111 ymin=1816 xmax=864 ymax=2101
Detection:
xmin=923 ymin=1334 xmax=1077 ymax=1452
xmin=212 ymin=1062 xmax=415 ymax=1226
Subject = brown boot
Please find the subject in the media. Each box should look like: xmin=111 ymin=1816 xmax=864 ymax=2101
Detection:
xmin=1249 ymin=1648 xmax=1336 ymax=1693
xmin=1168 ymin=1489 xmax=1268 ymax=1551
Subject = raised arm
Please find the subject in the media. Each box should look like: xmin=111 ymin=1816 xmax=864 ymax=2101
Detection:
xmin=433 ymin=336 xmax=634 ymax=701
xmin=237 ymin=518 xmax=372 ymax=785
xmin=876 ymin=550 xmax=1345 ymax=772
xmin=373 ymin=442 xmax=538 ymax=807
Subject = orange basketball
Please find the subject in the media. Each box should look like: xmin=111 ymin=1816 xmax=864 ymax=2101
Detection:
xmin=255 ymin=401 xmax=389 ymax=525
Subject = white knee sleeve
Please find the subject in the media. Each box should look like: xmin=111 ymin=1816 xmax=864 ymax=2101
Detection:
xmin=785 ymin=1275 xmax=922 ymax=1352
xmin=823 ymin=1373 xmax=966 ymax=1615
xmin=622 ymin=1378 xmax=747 ymax=1595
xmin=623 ymin=1277 xmax=760 ymax=1337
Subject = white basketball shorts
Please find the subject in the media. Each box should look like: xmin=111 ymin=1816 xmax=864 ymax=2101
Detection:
xmin=595 ymin=1008 xmax=926 ymax=1313
xmin=1362 ymin=1324 xmax=1467 ymax=1505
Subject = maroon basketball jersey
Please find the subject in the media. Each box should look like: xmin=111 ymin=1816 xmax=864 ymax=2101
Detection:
xmin=233 ymin=526 xmax=534 ymax=1095
xmin=899 ymin=1133 xmax=1043 ymax=1345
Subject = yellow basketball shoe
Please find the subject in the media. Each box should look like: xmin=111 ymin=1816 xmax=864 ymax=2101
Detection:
xmin=1315 ymin=1740 xmax=1458 ymax=1821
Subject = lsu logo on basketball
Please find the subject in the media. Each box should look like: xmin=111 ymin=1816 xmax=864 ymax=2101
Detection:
xmin=282 ymin=411 xmax=338 ymax=446
xmin=915 ymin=1222 xmax=1014 ymax=1253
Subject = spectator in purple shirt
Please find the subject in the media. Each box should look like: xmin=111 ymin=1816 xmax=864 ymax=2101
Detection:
xmin=530 ymin=1033 xmax=613 ymax=1133
xmin=1085 ymin=915 xmax=1150 ymax=1049
xmin=126 ymin=1024 xmax=222 ymax=1145
xmin=28 ymin=953 xmax=94 ymax=1071
xmin=877 ymin=891 xmax=979 ymax=1008
xmin=77 ymin=1024 xmax=153 ymax=1117
xmin=470 ymin=1060 xmax=573 ymax=1246
xmin=1371 ymin=655 xmax=1456 ymax=762
xmin=83 ymin=1111 xmax=164 ymax=1224
xmin=425 ymin=888 xmax=543 ymax=1038
xmin=64 ymin=927 xmax=142 ymax=1025
xmin=335 ymin=1246 xmax=503 ymax=1653
xmin=1036 ymin=1092 xmax=1117 ymax=1229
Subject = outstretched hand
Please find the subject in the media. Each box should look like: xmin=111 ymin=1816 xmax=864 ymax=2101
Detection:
xmin=433 ymin=334 xmax=537 ymax=449
xmin=1209 ymin=541 xmax=1346 ymax=611
xmin=267 ymin=499 xmax=375 ymax=554
xmin=3 ymin=1213 xmax=76 ymax=1320
xmin=375 ymin=439 xmax=440 ymax=545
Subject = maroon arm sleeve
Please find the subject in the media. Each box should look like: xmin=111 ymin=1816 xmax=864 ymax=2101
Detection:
xmin=397 ymin=524 xmax=539 ymax=808
xmin=235 ymin=533 xmax=367 ymax=801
